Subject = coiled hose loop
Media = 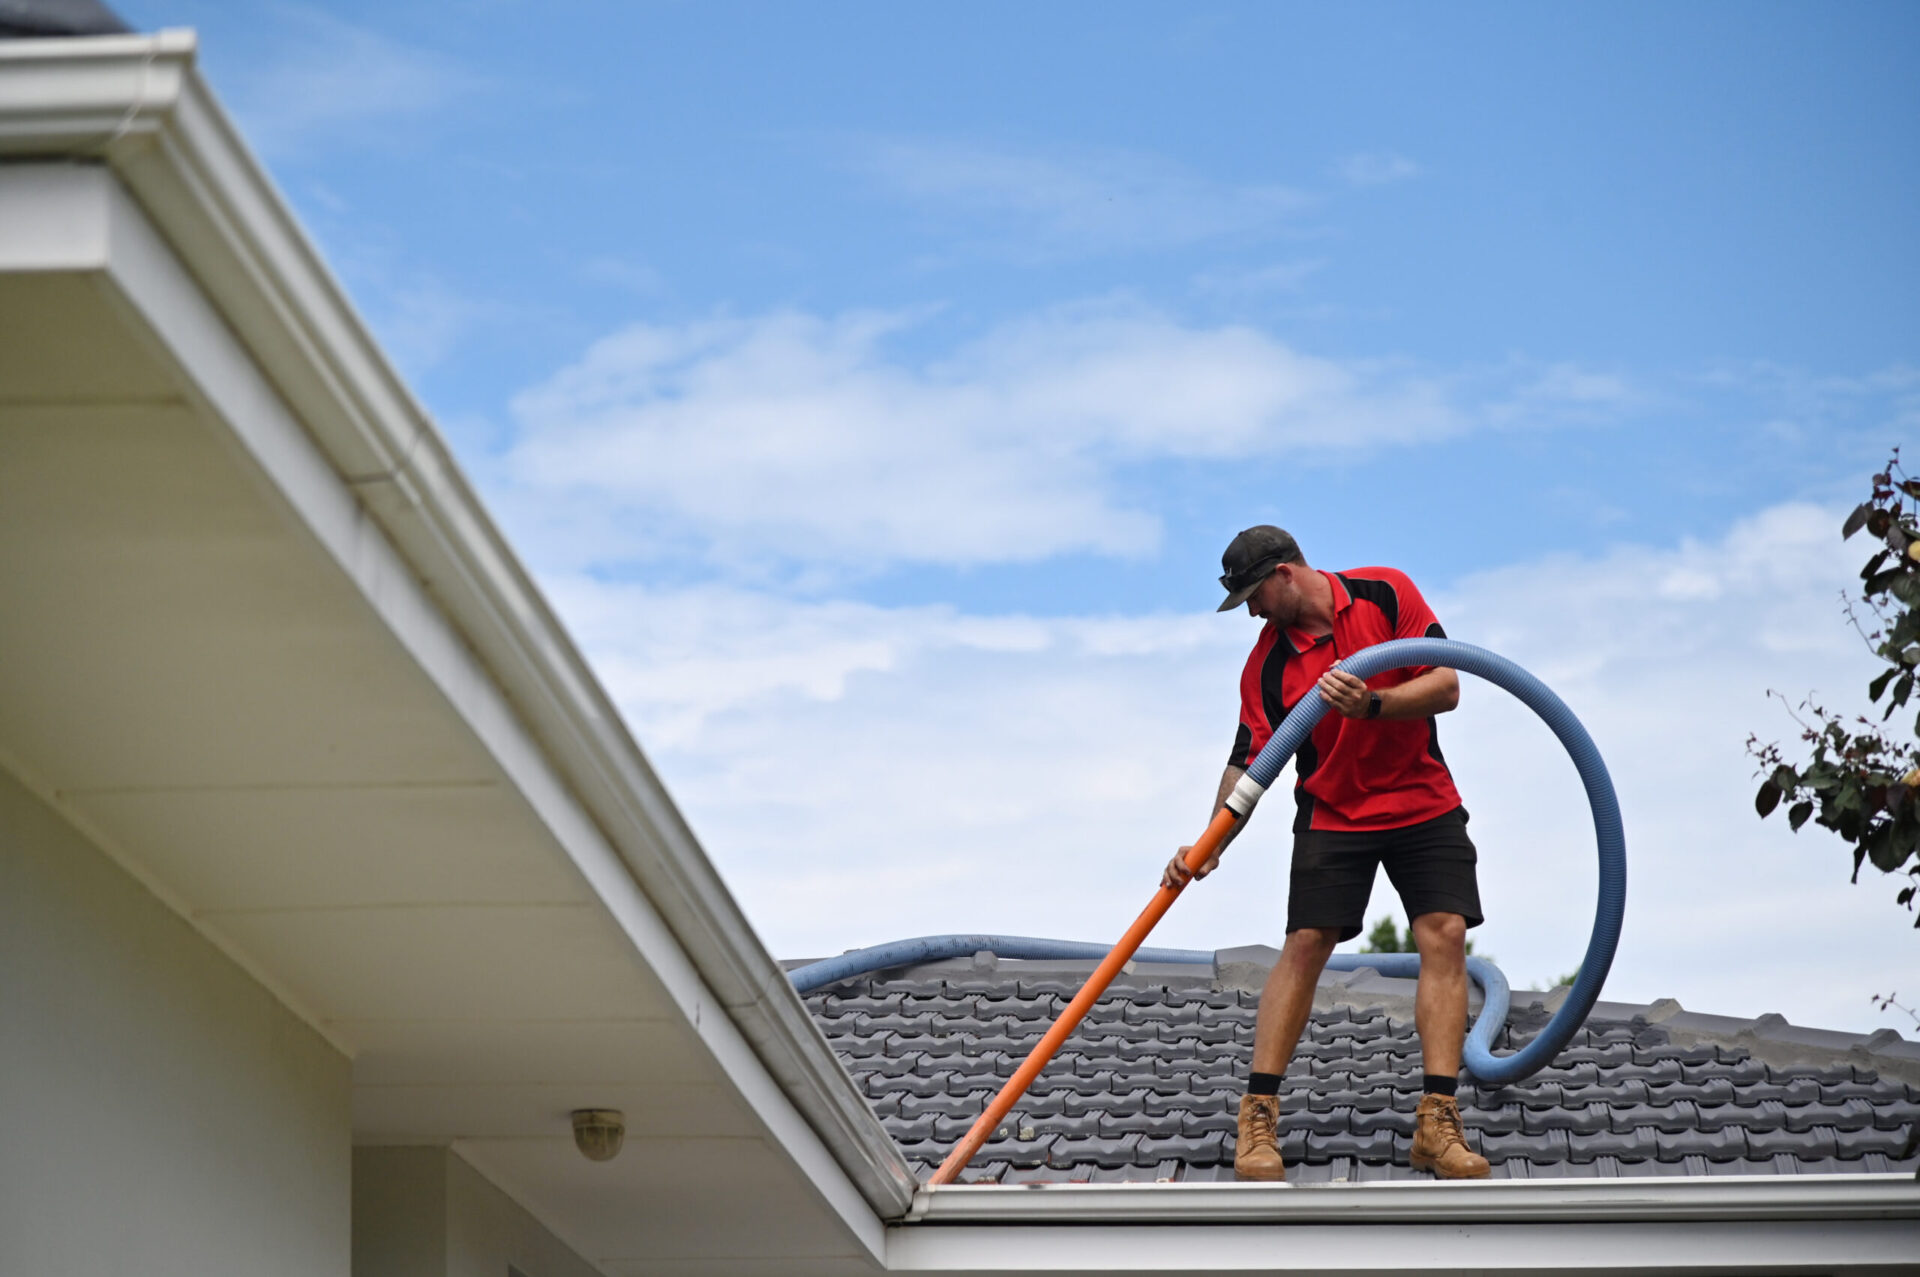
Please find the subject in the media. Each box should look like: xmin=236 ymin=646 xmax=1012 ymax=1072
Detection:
xmin=1240 ymin=636 xmax=1624 ymax=1084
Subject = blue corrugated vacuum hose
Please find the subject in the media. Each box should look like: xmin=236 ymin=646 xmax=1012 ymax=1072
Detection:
xmin=1229 ymin=637 xmax=1624 ymax=1084
xmin=788 ymin=939 xmax=1512 ymax=1036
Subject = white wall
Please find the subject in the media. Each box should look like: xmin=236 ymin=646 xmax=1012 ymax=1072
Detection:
xmin=0 ymin=765 xmax=352 ymax=1277
xmin=355 ymin=1147 xmax=604 ymax=1277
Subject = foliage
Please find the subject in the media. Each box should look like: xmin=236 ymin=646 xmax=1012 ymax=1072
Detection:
xmin=1871 ymin=991 xmax=1920 ymax=1029
xmin=1747 ymin=451 xmax=1920 ymax=925
xmin=1358 ymin=915 xmax=1475 ymax=956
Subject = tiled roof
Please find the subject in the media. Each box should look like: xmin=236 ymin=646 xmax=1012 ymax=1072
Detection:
xmin=796 ymin=947 xmax=1920 ymax=1185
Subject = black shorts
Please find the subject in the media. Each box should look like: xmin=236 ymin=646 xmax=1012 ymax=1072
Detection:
xmin=1285 ymin=807 xmax=1483 ymax=941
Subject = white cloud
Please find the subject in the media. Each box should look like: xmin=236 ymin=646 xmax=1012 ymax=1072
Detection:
xmin=547 ymin=500 xmax=1915 ymax=1037
xmin=1339 ymin=151 xmax=1422 ymax=187
xmin=1191 ymin=259 xmax=1327 ymax=297
xmin=852 ymin=138 xmax=1308 ymax=256
xmin=361 ymin=275 xmax=515 ymax=376
xmin=220 ymin=6 xmax=483 ymax=156
xmin=580 ymin=256 xmax=664 ymax=296
xmin=503 ymin=303 xmax=1462 ymax=571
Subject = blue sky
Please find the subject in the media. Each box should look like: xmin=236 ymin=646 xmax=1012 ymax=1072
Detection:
xmin=126 ymin=1 xmax=1918 ymax=1031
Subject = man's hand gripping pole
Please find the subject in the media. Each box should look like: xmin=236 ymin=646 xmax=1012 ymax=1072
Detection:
xmin=929 ymin=775 xmax=1266 ymax=1186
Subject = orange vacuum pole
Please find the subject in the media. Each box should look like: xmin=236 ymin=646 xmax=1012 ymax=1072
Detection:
xmin=929 ymin=805 xmax=1244 ymax=1186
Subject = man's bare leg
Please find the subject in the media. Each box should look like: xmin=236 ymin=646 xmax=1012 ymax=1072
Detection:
xmin=1252 ymin=926 xmax=1341 ymax=1074
xmin=1409 ymin=911 xmax=1468 ymax=1075
xmin=1236 ymin=926 xmax=1340 ymax=1180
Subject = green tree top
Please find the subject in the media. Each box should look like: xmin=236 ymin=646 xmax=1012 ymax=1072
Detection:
xmin=1749 ymin=451 xmax=1920 ymax=925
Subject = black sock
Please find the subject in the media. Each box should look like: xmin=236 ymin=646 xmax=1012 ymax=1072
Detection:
xmin=1248 ymin=1071 xmax=1282 ymax=1096
xmin=1422 ymin=1073 xmax=1458 ymax=1097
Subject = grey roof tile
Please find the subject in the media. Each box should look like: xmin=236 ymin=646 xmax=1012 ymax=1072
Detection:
xmin=1646 ymin=1077 xmax=1738 ymax=1105
xmin=897 ymin=1092 xmax=991 ymax=1119
xmin=1180 ymin=1109 xmax=1237 ymax=1136
xmin=1555 ymin=1078 xmax=1650 ymax=1106
xmin=1098 ymin=1110 xmax=1187 ymax=1137
xmin=1739 ymin=1075 xmax=1825 ymax=1105
xmin=869 ymin=1072 xmax=950 ymax=1099
xmin=1655 ymin=1127 xmax=1748 ymax=1161
xmin=1683 ymin=1056 xmax=1768 ymax=1085
xmin=1747 ymin=1125 xmax=1839 ymax=1159
xmin=1837 ymin=1125 xmax=1920 ymax=1158
xmin=1782 ymin=1098 xmax=1877 ymax=1133
xmin=1694 ymin=1099 xmax=1784 ymax=1132
xmin=1608 ymin=1101 xmax=1699 ymax=1133
xmin=1481 ymin=1128 xmax=1572 ymax=1164
xmin=1526 ymin=1102 xmax=1610 ymax=1136
xmin=1569 ymin=1125 xmax=1660 ymax=1163
xmin=1047 ymin=1133 xmax=1141 ymax=1170
xmin=1458 ymin=1104 xmax=1522 ymax=1136
xmin=1138 ymin=1131 xmax=1230 ymax=1164
xmin=1314 ymin=1127 xmax=1399 ymax=1161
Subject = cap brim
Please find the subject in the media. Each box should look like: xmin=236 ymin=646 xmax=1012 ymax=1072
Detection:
xmin=1217 ymin=580 xmax=1263 ymax=612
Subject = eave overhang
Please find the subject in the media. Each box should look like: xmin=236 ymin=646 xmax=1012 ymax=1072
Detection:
xmin=0 ymin=27 xmax=915 ymax=1230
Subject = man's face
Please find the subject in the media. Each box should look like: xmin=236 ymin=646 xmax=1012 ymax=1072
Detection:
xmin=1247 ymin=564 xmax=1303 ymax=626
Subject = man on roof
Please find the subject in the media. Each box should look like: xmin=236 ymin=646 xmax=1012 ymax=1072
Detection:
xmin=1164 ymin=525 xmax=1491 ymax=1181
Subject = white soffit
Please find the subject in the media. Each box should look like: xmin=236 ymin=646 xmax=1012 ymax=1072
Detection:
xmin=0 ymin=29 xmax=909 ymax=1270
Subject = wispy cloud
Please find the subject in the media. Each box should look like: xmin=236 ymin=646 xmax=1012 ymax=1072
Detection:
xmin=220 ymin=6 xmax=484 ymax=156
xmin=580 ymin=256 xmax=664 ymax=296
xmin=1339 ymin=151 xmax=1422 ymax=186
xmin=1192 ymin=258 xmax=1327 ymax=297
xmin=501 ymin=303 xmax=1462 ymax=572
xmin=850 ymin=138 xmax=1310 ymax=257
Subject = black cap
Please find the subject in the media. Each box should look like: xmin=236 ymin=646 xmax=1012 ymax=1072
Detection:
xmin=1217 ymin=525 xmax=1301 ymax=612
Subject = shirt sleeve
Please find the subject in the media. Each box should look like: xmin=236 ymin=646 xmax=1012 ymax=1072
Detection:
xmin=1395 ymin=572 xmax=1446 ymax=641
xmin=1228 ymin=720 xmax=1254 ymax=770
xmin=1386 ymin=570 xmax=1447 ymax=679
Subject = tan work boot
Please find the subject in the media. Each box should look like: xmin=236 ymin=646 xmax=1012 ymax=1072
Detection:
xmin=1234 ymin=1094 xmax=1285 ymax=1181
xmin=1410 ymin=1093 xmax=1490 ymax=1178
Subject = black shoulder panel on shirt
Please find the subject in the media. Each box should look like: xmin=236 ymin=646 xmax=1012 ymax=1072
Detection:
xmin=1229 ymin=721 xmax=1253 ymax=770
xmin=1341 ymin=572 xmax=1400 ymax=634
xmin=1259 ymin=641 xmax=1291 ymax=743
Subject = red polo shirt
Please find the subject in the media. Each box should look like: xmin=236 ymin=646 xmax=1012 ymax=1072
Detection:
xmin=1228 ymin=567 xmax=1463 ymax=833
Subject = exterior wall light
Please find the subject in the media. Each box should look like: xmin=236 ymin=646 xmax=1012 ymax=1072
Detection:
xmin=570 ymin=1108 xmax=625 ymax=1162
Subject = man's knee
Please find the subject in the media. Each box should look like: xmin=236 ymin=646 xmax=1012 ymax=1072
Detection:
xmin=1410 ymin=911 xmax=1467 ymax=954
xmin=1283 ymin=926 xmax=1342 ymax=963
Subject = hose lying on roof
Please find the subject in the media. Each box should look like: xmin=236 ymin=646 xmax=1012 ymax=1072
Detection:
xmin=790 ymin=935 xmax=1512 ymax=1051
xmin=790 ymin=637 xmax=1622 ymax=1090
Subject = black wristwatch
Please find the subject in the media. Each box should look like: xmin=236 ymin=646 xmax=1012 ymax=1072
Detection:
xmin=1364 ymin=691 xmax=1383 ymax=719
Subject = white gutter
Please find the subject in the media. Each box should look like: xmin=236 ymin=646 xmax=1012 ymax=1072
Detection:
xmin=0 ymin=31 xmax=917 ymax=1222
xmin=904 ymin=1173 xmax=1920 ymax=1224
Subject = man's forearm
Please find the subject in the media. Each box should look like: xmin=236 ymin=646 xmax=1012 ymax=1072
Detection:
xmin=1214 ymin=764 xmax=1248 ymax=849
xmin=1377 ymin=668 xmax=1460 ymax=720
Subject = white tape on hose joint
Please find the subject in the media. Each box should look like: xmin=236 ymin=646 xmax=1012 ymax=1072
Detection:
xmin=1224 ymin=774 xmax=1267 ymax=818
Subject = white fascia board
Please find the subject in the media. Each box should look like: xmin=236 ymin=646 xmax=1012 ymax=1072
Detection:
xmin=888 ymin=1219 xmax=1918 ymax=1275
xmin=905 ymin=1173 xmax=1920 ymax=1225
xmin=0 ymin=32 xmax=916 ymax=1228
